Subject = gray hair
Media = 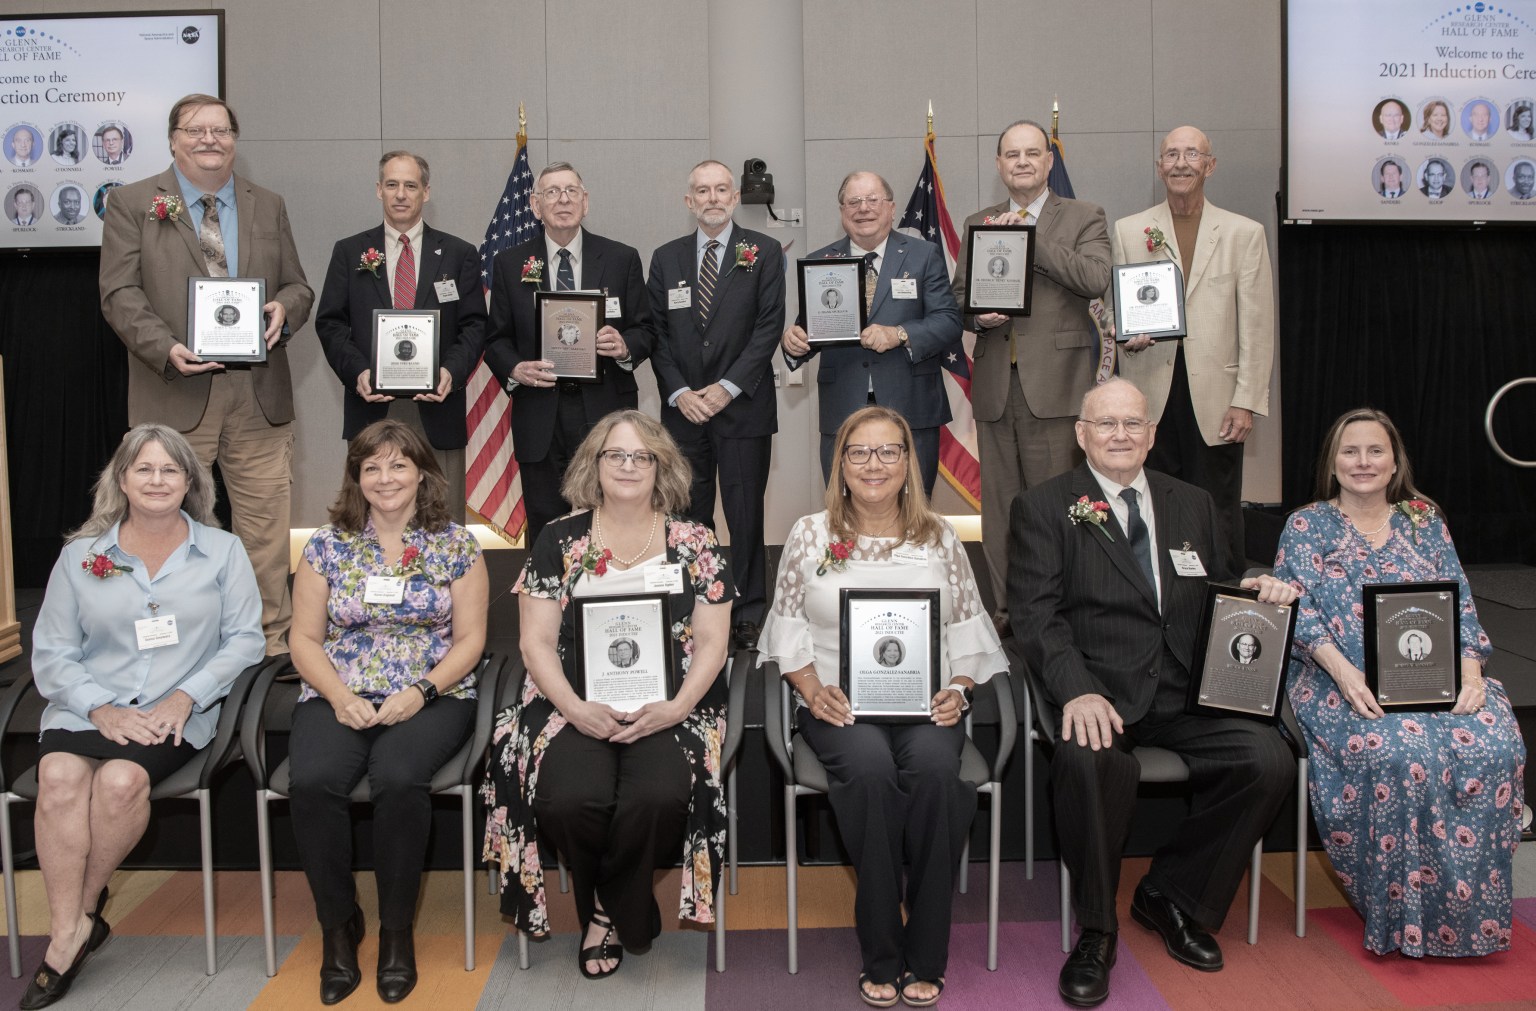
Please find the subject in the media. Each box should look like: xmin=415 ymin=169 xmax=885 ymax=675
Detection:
xmin=836 ymin=171 xmax=893 ymax=204
xmin=379 ymin=150 xmax=430 ymax=187
xmin=536 ymin=161 xmax=584 ymax=187
xmin=68 ymin=424 xmax=216 ymax=541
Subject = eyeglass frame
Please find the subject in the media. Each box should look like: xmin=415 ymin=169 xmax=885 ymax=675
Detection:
xmin=129 ymin=464 xmax=188 ymax=480
xmin=1077 ymin=417 xmax=1153 ymax=437
xmin=597 ymin=449 xmax=658 ymax=469
xmin=843 ymin=443 xmax=907 ymax=464
xmin=174 ymin=126 xmax=237 ymax=140
xmin=1158 ymin=148 xmax=1211 ymax=166
xmin=537 ymin=184 xmax=586 ymax=202
xmin=840 ymin=195 xmax=892 ymax=210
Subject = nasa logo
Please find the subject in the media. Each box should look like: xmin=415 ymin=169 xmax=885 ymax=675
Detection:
xmin=181 ymin=26 xmax=201 ymax=44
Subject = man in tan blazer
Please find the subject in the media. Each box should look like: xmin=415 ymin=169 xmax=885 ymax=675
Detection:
xmin=100 ymin=93 xmax=314 ymax=654
xmin=951 ymin=119 xmax=1111 ymax=622
xmin=1113 ymin=125 xmax=1273 ymax=569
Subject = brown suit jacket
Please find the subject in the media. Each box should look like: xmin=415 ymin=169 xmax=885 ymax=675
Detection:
xmin=99 ymin=167 xmax=314 ymax=430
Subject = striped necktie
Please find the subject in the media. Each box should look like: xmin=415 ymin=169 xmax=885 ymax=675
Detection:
xmin=696 ymin=239 xmax=720 ymax=328
xmin=393 ymin=234 xmax=416 ymax=309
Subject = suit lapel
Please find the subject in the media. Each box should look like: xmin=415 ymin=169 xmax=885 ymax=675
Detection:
xmin=1150 ymin=475 xmax=1179 ymax=613
xmin=1070 ymin=467 xmax=1158 ymax=611
xmin=363 ymin=225 xmax=391 ymax=305
xmin=1184 ymin=206 xmax=1220 ymax=298
xmin=872 ymin=236 xmax=908 ymax=317
xmin=1032 ymin=193 xmax=1059 ymax=233
xmin=162 ymin=170 xmax=208 ymax=273
xmin=582 ymin=231 xmax=604 ymax=295
xmin=414 ymin=225 xmax=443 ymax=308
xmin=1149 ymin=202 xmax=1176 ymax=267
xmin=234 ymin=176 xmax=255 ymax=276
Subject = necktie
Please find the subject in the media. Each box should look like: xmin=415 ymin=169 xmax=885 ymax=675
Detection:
xmin=199 ymin=194 xmax=228 ymax=277
xmin=556 ymin=248 xmax=575 ymax=291
xmin=1120 ymin=488 xmax=1158 ymax=595
xmin=393 ymin=234 xmax=416 ymax=310
xmin=862 ymin=251 xmax=878 ymax=313
xmin=696 ymin=239 xmax=720 ymax=328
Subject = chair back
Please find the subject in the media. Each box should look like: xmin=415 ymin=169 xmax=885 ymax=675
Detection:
xmin=194 ymin=657 xmax=279 ymax=791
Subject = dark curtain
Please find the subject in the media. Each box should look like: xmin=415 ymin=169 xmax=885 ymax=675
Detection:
xmin=1279 ymin=226 xmax=1536 ymax=566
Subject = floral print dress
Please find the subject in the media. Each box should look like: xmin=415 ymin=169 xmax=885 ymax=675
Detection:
xmin=480 ymin=511 xmax=733 ymax=935
xmin=1274 ymin=502 xmax=1525 ymax=956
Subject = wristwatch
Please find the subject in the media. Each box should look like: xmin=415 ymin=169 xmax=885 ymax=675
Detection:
xmin=945 ymin=681 xmax=973 ymax=711
xmin=411 ymin=679 xmax=439 ymax=705
xmin=895 ymin=325 xmax=910 ymax=346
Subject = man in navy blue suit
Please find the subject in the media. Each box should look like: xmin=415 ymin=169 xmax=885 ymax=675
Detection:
xmin=781 ymin=171 xmax=962 ymax=493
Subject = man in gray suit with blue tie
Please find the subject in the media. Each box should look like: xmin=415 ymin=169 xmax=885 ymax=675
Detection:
xmin=782 ymin=171 xmax=962 ymax=493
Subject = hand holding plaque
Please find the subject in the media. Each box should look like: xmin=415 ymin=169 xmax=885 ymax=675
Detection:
xmin=797 ymin=257 xmax=868 ymax=347
xmin=962 ymin=224 xmax=1035 ymax=316
xmin=838 ymin=589 xmax=941 ymax=722
xmin=1185 ymin=584 xmax=1296 ymax=723
xmin=574 ymin=594 xmax=677 ymax=710
xmin=537 ymin=291 xmax=602 ymax=380
xmin=1363 ymin=581 xmax=1461 ymax=711
xmin=187 ymin=277 xmax=267 ymax=363
xmin=1112 ymin=260 xmax=1187 ymax=342
xmin=370 ymin=309 xmax=440 ymax=396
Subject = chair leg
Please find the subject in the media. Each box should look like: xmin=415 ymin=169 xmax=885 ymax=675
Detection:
xmin=785 ymin=786 xmax=798 ymax=975
xmin=1059 ymin=861 xmax=1071 ymax=954
xmin=958 ymin=836 xmax=970 ymax=894
xmin=987 ymin=786 xmax=1001 ymax=971
xmin=198 ymin=788 xmax=217 ymax=975
xmin=517 ymin=929 xmax=529 ymax=970
xmin=2 ymin=795 xmax=19 ymax=978
xmin=460 ymin=787 xmax=474 ymax=971
xmin=1024 ymin=733 xmax=1035 ymax=881
xmin=1296 ymin=757 xmax=1308 ymax=938
xmin=728 ymin=767 xmax=740 ymax=896
xmin=1247 ymin=840 xmax=1261 ymax=945
xmin=557 ymin=856 xmax=569 ymax=894
xmin=714 ymin=862 xmax=726 ymax=973
xmin=257 ymin=790 xmax=278 ymax=977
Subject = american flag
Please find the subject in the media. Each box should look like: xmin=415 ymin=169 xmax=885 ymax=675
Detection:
xmin=897 ymin=129 xmax=980 ymax=508
xmin=466 ymin=132 xmax=542 ymax=544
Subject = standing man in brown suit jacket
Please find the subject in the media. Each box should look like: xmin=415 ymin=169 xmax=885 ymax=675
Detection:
xmin=100 ymin=94 xmax=314 ymax=654
xmin=951 ymin=119 xmax=1111 ymax=626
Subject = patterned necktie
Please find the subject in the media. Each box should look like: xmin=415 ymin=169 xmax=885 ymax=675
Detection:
xmin=393 ymin=234 xmax=416 ymax=310
xmin=1120 ymin=488 xmax=1158 ymax=595
xmin=556 ymin=248 xmax=575 ymax=291
xmin=696 ymin=239 xmax=720 ymax=328
xmin=862 ymin=250 xmax=878 ymax=313
xmin=199 ymin=194 xmax=228 ymax=277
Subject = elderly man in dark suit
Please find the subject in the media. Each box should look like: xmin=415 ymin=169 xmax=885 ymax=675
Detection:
xmin=952 ymin=118 xmax=1111 ymax=627
xmin=315 ymin=151 xmax=486 ymax=518
xmin=1008 ymin=378 xmax=1294 ymax=1008
xmin=647 ymin=159 xmax=784 ymax=648
xmin=782 ymin=170 xmax=962 ymax=494
xmin=483 ymin=161 xmax=655 ymax=548
xmin=99 ymin=93 xmax=313 ymax=655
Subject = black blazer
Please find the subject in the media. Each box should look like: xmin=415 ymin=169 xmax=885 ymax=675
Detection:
xmin=482 ymin=230 xmax=655 ymax=463
xmin=1008 ymin=463 xmax=1237 ymax=724
xmin=314 ymin=223 xmax=486 ymax=449
xmin=645 ymin=224 xmax=785 ymax=439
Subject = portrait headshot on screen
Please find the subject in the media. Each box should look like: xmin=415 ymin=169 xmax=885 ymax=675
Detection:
xmin=1377 ymin=160 xmax=1407 ymax=198
xmin=92 ymin=181 xmax=121 ymax=220
xmin=821 ymin=287 xmax=842 ymax=311
xmin=95 ymin=123 xmax=131 ymax=165
xmin=1231 ymin=633 xmax=1261 ymax=666
xmin=8 ymin=186 xmax=40 ymax=226
xmin=1509 ymin=161 xmax=1536 ymax=200
xmin=1373 ymin=99 xmax=1409 ymax=140
xmin=52 ymin=185 xmax=86 ymax=225
xmin=1465 ymin=160 xmax=1496 ymax=199
xmin=609 ymin=638 xmax=638 ymax=668
xmin=875 ymin=637 xmax=904 ymax=668
xmin=1401 ymin=631 xmax=1430 ymax=662
xmin=1507 ymin=102 xmax=1535 ymax=141
xmin=987 ymin=255 xmax=1008 ymax=279
xmin=6 ymin=125 xmax=40 ymax=168
xmin=1420 ymin=160 xmax=1452 ymax=199
xmin=214 ymin=305 xmax=241 ymax=327
xmin=50 ymin=123 xmax=84 ymax=165
xmin=1420 ymin=100 xmax=1452 ymax=138
xmin=1463 ymin=100 xmax=1497 ymax=141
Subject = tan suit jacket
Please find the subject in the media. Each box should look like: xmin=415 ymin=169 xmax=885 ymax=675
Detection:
xmin=951 ymin=193 xmax=1111 ymax=422
xmin=99 ymin=168 xmax=314 ymax=431
xmin=1111 ymin=200 xmax=1273 ymax=446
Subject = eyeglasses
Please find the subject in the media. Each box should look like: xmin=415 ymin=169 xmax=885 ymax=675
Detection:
xmin=844 ymin=443 xmax=906 ymax=465
xmin=840 ymin=196 xmax=891 ymax=209
xmin=598 ymin=449 xmax=657 ymax=469
xmin=1080 ymin=418 xmax=1150 ymax=437
xmin=131 ymin=464 xmax=186 ymax=481
xmin=175 ymin=126 xmax=236 ymax=140
xmin=537 ymin=185 xmax=585 ymax=202
xmin=1159 ymin=149 xmax=1210 ymax=166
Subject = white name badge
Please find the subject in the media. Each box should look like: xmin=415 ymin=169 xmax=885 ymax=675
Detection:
xmin=890 ymin=543 xmax=929 ymax=566
xmin=606 ymin=297 xmax=622 ymax=318
xmin=135 ymin=615 xmax=180 ymax=650
xmin=668 ymin=286 xmax=692 ymax=310
xmin=644 ymin=562 xmax=685 ymax=593
xmin=364 ymin=575 xmax=406 ymax=604
xmin=1169 ymin=549 xmax=1207 ymax=577
xmin=434 ymin=279 xmax=460 ymax=302
xmin=891 ymin=278 xmax=919 ymax=300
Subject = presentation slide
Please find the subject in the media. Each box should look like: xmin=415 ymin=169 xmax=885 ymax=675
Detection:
xmin=1286 ymin=0 xmax=1536 ymax=225
xmin=0 ymin=11 xmax=222 ymax=251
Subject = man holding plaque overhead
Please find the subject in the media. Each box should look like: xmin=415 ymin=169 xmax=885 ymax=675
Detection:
xmin=99 ymin=93 xmax=314 ymax=655
xmin=315 ymin=151 xmax=487 ymax=519
xmin=1009 ymin=379 xmax=1295 ymax=1008
xmin=781 ymin=171 xmax=962 ymax=495
xmin=484 ymin=162 xmax=654 ymax=548
xmin=1113 ymin=126 xmax=1274 ymax=570
xmin=950 ymin=119 xmax=1111 ymax=630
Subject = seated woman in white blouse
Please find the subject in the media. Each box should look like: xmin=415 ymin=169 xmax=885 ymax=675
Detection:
xmin=758 ymin=405 xmax=1007 ymax=1009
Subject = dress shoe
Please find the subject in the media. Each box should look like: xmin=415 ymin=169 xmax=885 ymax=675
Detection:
xmin=18 ymin=914 xmax=108 ymax=1011
xmin=732 ymin=620 xmax=762 ymax=651
xmin=376 ymin=926 xmax=417 ymax=1003
xmin=1130 ymin=878 xmax=1223 ymax=971
xmin=1058 ymin=929 xmax=1116 ymax=1007
xmin=319 ymin=905 xmax=365 ymax=1005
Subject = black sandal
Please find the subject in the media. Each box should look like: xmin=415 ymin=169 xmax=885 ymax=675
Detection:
xmin=859 ymin=973 xmax=899 ymax=1008
xmin=899 ymin=972 xmax=945 ymax=1007
xmin=578 ymin=911 xmax=623 ymax=980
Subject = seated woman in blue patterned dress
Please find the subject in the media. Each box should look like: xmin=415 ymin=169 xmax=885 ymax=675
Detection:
xmin=1274 ymin=408 xmax=1525 ymax=958
xmin=288 ymin=419 xmax=488 ymax=1004
xmin=482 ymin=410 xmax=733 ymax=981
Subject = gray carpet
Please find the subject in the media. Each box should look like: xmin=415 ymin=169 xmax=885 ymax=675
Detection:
xmin=476 ymin=930 xmax=708 ymax=1010
xmin=41 ymin=934 xmax=298 ymax=1010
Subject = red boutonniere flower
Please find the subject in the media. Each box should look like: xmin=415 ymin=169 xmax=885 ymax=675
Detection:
xmin=580 ymin=540 xmax=612 ymax=578
xmin=1068 ymin=495 xmax=1114 ymax=541
xmin=82 ymin=552 xmax=134 ymax=578
xmin=734 ymin=241 xmax=759 ymax=271
xmin=816 ymin=537 xmax=855 ymax=576
xmin=1144 ymin=225 xmax=1167 ymax=254
xmin=148 ymin=194 xmax=184 ymax=223
xmin=357 ymin=248 xmax=385 ymax=276
xmin=1395 ymin=499 xmax=1435 ymax=543
xmin=391 ymin=544 xmax=423 ymax=577
xmin=521 ymin=256 xmax=544 ymax=284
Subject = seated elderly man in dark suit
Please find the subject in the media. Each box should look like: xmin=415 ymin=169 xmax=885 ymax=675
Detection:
xmin=1008 ymin=378 xmax=1295 ymax=1008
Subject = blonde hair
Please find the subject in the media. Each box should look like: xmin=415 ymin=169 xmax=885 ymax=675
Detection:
xmin=824 ymin=406 xmax=943 ymax=546
xmin=69 ymin=425 xmax=216 ymax=541
xmin=561 ymin=410 xmax=692 ymax=514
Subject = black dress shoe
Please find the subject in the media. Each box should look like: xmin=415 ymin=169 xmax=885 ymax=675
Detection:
xmin=1058 ymin=929 xmax=1116 ymax=1008
xmin=732 ymin=620 xmax=762 ymax=650
xmin=376 ymin=926 xmax=417 ymax=1003
xmin=1130 ymin=878 xmax=1223 ymax=971
xmin=319 ymin=906 xmax=365 ymax=1005
xmin=18 ymin=914 xmax=109 ymax=1011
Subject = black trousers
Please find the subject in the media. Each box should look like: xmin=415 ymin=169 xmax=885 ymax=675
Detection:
xmin=798 ymin=715 xmax=972 ymax=981
xmin=287 ymin=697 xmax=474 ymax=930
xmin=1050 ymin=670 xmax=1292 ymax=933
xmin=520 ymin=389 xmax=597 ymax=550
xmin=820 ymin=424 xmax=940 ymax=498
xmin=533 ymin=728 xmax=691 ymax=950
xmin=671 ymin=422 xmax=771 ymax=624
xmin=1147 ymin=345 xmax=1246 ymax=566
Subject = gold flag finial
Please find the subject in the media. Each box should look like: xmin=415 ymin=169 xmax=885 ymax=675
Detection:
xmin=517 ymin=102 xmax=527 ymax=147
xmin=1052 ymin=96 xmax=1060 ymax=141
xmin=926 ymin=99 xmax=933 ymax=135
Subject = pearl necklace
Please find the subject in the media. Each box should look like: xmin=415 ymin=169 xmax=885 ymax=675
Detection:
xmin=1337 ymin=500 xmax=1391 ymax=537
xmin=594 ymin=508 xmax=659 ymax=568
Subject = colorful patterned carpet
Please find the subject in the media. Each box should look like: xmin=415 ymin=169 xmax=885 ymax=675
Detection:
xmin=1 ymin=847 xmax=1532 ymax=1009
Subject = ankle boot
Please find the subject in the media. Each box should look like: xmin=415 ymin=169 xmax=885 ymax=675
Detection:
xmin=376 ymin=926 xmax=417 ymax=1003
xmin=319 ymin=906 xmax=364 ymax=1005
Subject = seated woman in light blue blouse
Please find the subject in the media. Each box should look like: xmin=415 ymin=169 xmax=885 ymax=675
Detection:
xmin=287 ymin=419 xmax=487 ymax=1006
xmin=28 ymin=424 xmax=264 ymax=1010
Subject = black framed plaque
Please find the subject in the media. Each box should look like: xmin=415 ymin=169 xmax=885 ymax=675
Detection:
xmin=1363 ymin=581 xmax=1461 ymax=711
xmin=1112 ymin=260 xmax=1187 ymax=342
xmin=186 ymin=277 xmax=267 ymax=363
xmin=536 ymin=291 xmax=602 ymax=381
xmin=370 ymin=309 xmax=440 ymax=397
xmin=838 ymin=588 xmax=941 ymax=723
xmin=797 ymin=256 xmax=868 ymax=346
xmin=1185 ymin=584 xmax=1295 ymax=723
xmin=573 ymin=592 xmax=677 ymax=709
xmin=962 ymin=224 xmax=1036 ymax=316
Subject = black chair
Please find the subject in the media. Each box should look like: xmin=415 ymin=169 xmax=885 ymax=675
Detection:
xmin=239 ymin=652 xmax=508 ymax=976
xmin=762 ymin=662 xmax=1016 ymax=973
xmin=0 ymin=657 xmax=275 ymax=977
